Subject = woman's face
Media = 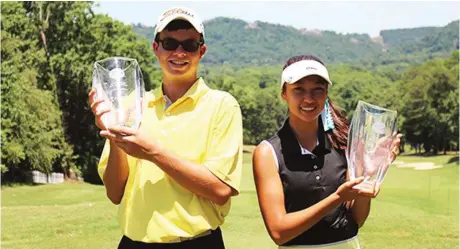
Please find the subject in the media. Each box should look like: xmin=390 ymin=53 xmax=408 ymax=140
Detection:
xmin=282 ymin=75 xmax=328 ymax=124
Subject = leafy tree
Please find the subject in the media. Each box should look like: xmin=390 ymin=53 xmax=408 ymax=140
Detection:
xmin=2 ymin=2 xmax=458 ymax=185
xmin=397 ymin=55 xmax=458 ymax=153
xmin=1 ymin=2 xmax=74 ymax=181
xmin=2 ymin=1 xmax=160 ymax=183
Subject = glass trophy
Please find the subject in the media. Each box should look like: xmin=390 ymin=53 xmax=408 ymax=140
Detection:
xmin=346 ymin=101 xmax=398 ymax=192
xmin=92 ymin=57 xmax=145 ymax=130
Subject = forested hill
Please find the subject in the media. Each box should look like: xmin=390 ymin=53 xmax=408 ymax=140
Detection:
xmin=2 ymin=2 xmax=457 ymax=184
xmin=380 ymin=20 xmax=459 ymax=52
xmin=132 ymin=18 xmax=459 ymax=66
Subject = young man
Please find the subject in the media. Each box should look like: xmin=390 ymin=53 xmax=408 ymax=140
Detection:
xmin=89 ymin=6 xmax=243 ymax=249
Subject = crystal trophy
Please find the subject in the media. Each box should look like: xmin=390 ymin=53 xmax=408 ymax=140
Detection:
xmin=346 ymin=101 xmax=398 ymax=192
xmin=92 ymin=57 xmax=144 ymax=130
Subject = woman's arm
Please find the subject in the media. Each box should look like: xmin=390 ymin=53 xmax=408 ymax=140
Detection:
xmin=351 ymin=133 xmax=402 ymax=227
xmin=347 ymin=169 xmax=372 ymax=228
xmin=351 ymin=196 xmax=372 ymax=228
xmin=253 ymin=143 xmax=364 ymax=245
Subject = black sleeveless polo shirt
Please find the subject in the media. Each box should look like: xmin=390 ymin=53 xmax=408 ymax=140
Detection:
xmin=266 ymin=118 xmax=358 ymax=246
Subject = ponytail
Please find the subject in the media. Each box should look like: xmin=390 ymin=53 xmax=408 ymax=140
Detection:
xmin=326 ymin=98 xmax=349 ymax=150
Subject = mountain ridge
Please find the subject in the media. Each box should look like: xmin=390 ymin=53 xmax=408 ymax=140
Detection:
xmin=131 ymin=17 xmax=459 ymax=66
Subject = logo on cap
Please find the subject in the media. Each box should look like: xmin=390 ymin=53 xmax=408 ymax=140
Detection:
xmin=160 ymin=8 xmax=195 ymax=22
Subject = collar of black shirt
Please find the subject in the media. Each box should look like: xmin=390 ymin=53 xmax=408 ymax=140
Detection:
xmin=277 ymin=117 xmax=332 ymax=157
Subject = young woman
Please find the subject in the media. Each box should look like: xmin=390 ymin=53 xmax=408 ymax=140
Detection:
xmin=252 ymin=55 xmax=401 ymax=249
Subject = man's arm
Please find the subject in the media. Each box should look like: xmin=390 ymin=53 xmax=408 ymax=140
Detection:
xmin=89 ymin=89 xmax=130 ymax=205
xmin=101 ymin=140 xmax=130 ymax=205
xmin=147 ymin=144 xmax=234 ymax=205
xmin=101 ymin=95 xmax=243 ymax=205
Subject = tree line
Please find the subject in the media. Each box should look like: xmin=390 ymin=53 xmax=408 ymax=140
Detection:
xmin=133 ymin=17 xmax=458 ymax=68
xmin=1 ymin=2 xmax=458 ymax=184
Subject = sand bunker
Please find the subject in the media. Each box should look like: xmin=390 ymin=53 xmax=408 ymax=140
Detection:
xmin=393 ymin=161 xmax=443 ymax=170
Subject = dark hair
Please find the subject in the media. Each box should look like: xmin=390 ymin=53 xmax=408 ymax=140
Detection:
xmin=282 ymin=54 xmax=349 ymax=150
xmin=154 ymin=20 xmax=204 ymax=44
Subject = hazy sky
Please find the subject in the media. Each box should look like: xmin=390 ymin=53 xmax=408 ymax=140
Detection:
xmin=94 ymin=1 xmax=460 ymax=37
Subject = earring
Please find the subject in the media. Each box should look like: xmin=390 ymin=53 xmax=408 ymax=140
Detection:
xmin=321 ymin=98 xmax=335 ymax=131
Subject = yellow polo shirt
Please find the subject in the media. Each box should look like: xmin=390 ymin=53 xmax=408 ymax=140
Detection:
xmin=97 ymin=78 xmax=243 ymax=243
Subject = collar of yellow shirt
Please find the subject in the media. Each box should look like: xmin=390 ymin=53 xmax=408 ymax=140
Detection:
xmin=148 ymin=77 xmax=209 ymax=108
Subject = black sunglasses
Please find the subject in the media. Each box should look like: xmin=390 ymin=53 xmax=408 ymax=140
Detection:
xmin=157 ymin=38 xmax=204 ymax=52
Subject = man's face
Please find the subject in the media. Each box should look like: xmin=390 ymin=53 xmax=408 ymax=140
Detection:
xmin=153 ymin=28 xmax=207 ymax=80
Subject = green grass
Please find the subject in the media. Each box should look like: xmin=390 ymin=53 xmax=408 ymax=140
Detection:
xmin=2 ymin=153 xmax=458 ymax=249
xmin=360 ymin=154 xmax=459 ymax=249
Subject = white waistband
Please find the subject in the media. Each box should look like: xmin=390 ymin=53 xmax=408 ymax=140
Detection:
xmin=279 ymin=236 xmax=360 ymax=249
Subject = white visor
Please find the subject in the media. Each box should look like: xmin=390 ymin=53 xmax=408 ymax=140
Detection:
xmin=280 ymin=60 xmax=332 ymax=89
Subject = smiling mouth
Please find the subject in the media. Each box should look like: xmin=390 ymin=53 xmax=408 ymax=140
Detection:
xmin=301 ymin=106 xmax=316 ymax=112
xmin=169 ymin=60 xmax=189 ymax=66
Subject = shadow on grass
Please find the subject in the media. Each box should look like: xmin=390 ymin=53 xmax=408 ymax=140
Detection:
xmin=1 ymin=181 xmax=44 ymax=188
xmin=402 ymin=152 xmax=459 ymax=157
xmin=1 ymin=179 xmax=89 ymax=188
xmin=448 ymin=156 xmax=459 ymax=164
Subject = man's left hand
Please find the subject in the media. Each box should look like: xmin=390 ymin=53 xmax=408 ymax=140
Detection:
xmin=100 ymin=126 xmax=158 ymax=161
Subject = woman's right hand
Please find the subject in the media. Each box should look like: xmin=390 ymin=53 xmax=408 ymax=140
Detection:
xmin=334 ymin=177 xmax=365 ymax=201
xmin=88 ymin=88 xmax=111 ymax=130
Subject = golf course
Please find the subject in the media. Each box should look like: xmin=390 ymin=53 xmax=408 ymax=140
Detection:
xmin=2 ymin=152 xmax=458 ymax=249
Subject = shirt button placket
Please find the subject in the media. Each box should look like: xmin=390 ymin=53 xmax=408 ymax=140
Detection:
xmin=311 ymin=154 xmax=321 ymax=183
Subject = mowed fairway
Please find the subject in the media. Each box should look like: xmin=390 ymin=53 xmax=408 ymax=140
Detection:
xmin=2 ymin=153 xmax=458 ymax=249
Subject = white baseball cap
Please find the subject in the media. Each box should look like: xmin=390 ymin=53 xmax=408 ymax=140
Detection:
xmin=280 ymin=60 xmax=332 ymax=89
xmin=153 ymin=7 xmax=205 ymax=41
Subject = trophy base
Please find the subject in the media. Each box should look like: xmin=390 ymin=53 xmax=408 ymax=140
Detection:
xmin=352 ymin=179 xmax=376 ymax=192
